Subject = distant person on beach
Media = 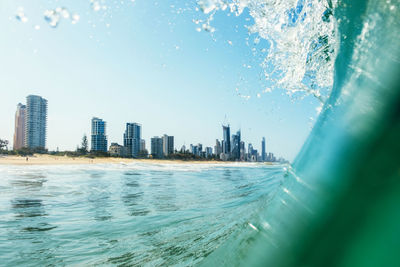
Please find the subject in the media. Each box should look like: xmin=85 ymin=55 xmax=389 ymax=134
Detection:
xmin=26 ymin=157 xmax=28 ymax=162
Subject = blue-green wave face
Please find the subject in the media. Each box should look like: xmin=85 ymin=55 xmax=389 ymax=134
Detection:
xmin=199 ymin=0 xmax=400 ymax=266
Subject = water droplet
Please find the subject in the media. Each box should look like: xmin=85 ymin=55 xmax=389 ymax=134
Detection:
xmin=71 ymin=14 xmax=80 ymax=24
xmin=202 ymin=23 xmax=215 ymax=33
xmin=16 ymin=7 xmax=28 ymax=23
xmin=91 ymin=1 xmax=102 ymax=12
xmin=44 ymin=9 xmax=60 ymax=28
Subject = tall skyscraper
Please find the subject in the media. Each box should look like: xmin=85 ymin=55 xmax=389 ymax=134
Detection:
xmin=222 ymin=124 xmax=231 ymax=155
xmin=91 ymin=117 xmax=107 ymax=152
xmin=231 ymin=130 xmax=241 ymax=160
xmin=214 ymin=139 xmax=222 ymax=156
xmin=240 ymin=141 xmax=245 ymax=160
xmin=162 ymin=134 xmax=174 ymax=156
xmin=151 ymin=136 xmax=163 ymax=159
xmin=13 ymin=103 xmax=26 ymax=150
xmin=25 ymin=95 xmax=47 ymax=149
xmin=261 ymin=137 xmax=266 ymax=162
xmin=205 ymin=147 xmax=213 ymax=158
xmin=124 ymin=123 xmax=141 ymax=157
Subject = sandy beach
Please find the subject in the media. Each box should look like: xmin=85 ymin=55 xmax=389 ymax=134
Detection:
xmin=0 ymin=154 xmax=234 ymax=165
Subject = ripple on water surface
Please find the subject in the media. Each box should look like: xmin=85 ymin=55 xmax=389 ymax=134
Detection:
xmin=0 ymin=163 xmax=283 ymax=266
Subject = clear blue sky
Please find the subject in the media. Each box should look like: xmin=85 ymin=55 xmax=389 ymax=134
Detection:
xmin=0 ymin=0 xmax=321 ymax=161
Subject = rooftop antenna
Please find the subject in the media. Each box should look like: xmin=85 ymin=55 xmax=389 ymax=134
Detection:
xmin=223 ymin=114 xmax=229 ymax=126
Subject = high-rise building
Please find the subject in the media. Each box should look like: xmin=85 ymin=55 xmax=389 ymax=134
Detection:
xmin=214 ymin=139 xmax=222 ymax=156
xmin=13 ymin=103 xmax=26 ymax=150
xmin=240 ymin=141 xmax=245 ymax=161
xmin=261 ymin=137 xmax=266 ymax=162
xmin=231 ymin=130 xmax=241 ymax=160
xmin=162 ymin=134 xmax=174 ymax=156
xmin=151 ymin=136 xmax=163 ymax=159
xmin=140 ymin=139 xmax=146 ymax=152
xmin=222 ymin=125 xmax=231 ymax=154
xmin=91 ymin=117 xmax=107 ymax=152
xmin=25 ymin=95 xmax=47 ymax=149
xmin=205 ymin=147 xmax=213 ymax=158
xmin=190 ymin=144 xmax=202 ymax=156
xmin=124 ymin=123 xmax=141 ymax=157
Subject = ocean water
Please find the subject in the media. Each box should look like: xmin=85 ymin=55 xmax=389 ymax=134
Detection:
xmin=0 ymin=163 xmax=284 ymax=266
xmin=200 ymin=0 xmax=400 ymax=266
xmin=3 ymin=0 xmax=400 ymax=266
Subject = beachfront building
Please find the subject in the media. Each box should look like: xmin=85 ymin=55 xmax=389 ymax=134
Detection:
xmin=261 ymin=137 xmax=266 ymax=162
xmin=205 ymin=147 xmax=213 ymax=158
xmin=240 ymin=141 xmax=245 ymax=161
xmin=267 ymin=152 xmax=276 ymax=162
xmin=25 ymin=95 xmax=47 ymax=149
xmin=109 ymin=143 xmax=127 ymax=157
xmin=91 ymin=117 xmax=107 ymax=152
xmin=140 ymin=139 xmax=146 ymax=152
xmin=124 ymin=123 xmax=141 ymax=158
xmin=222 ymin=125 xmax=231 ymax=154
xmin=180 ymin=144 xmax=186 ymax=153
xmin=13 ymin=103 xmax=26 ymax=150
xmin=151 ymin=136 xmax=163 ymax=159
xmin=214 ymin=139 xmax=222 ymax=157
xmin=221 ymin=125 xmax=231 ymax=160
xmin=162 ymin=134 xmax=174 ymax=156
xmin=247 ymin=143 xmax=259 ymax=162
xmin=231 ymin=130 xmax=241 ymax=160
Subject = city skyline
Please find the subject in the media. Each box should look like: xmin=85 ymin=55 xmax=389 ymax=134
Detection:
xmin=8 ymin=95 xmax=284 ymax=160
xmin=0 ymin=1 xmax=322 ymax=161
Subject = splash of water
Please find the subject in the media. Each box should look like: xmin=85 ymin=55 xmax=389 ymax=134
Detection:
xmin=197 ymin=0 xmax=338 ymax=102
xmin=44 ymin=7 xmax=79 ymax=28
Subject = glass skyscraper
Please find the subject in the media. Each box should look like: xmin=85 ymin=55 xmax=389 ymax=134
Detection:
xmin=25 ymin=95 xmax=47 ymax=149
xmin=162 ymin=134 xmax=174 ymax=156
xmin=91 ymin=117 xmax=107 ymax=152
xmin=151 ymin=136 xmax=163 ymax=159
xmin=124 ymin=123 xmax=142 ymax=158
xmin=222 ymin=125 xmax=231 ymax=154
xmin=231 ymin=130 xmax=241 ymax=160
xmin=261 ymin=137 xmax=266 ymax=162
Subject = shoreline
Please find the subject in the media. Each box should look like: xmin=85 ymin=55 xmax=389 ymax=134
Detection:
xmin=0 ymin=154 xmax=272 ymax=166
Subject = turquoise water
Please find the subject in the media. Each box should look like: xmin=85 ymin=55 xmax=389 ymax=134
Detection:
xmin=0 ymin=163 xmax=284 ymax=266
xmin=200 ymin=0 xmax=400 ymax=266
xmin=2 ymin=0 xmax=399 ymax=266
